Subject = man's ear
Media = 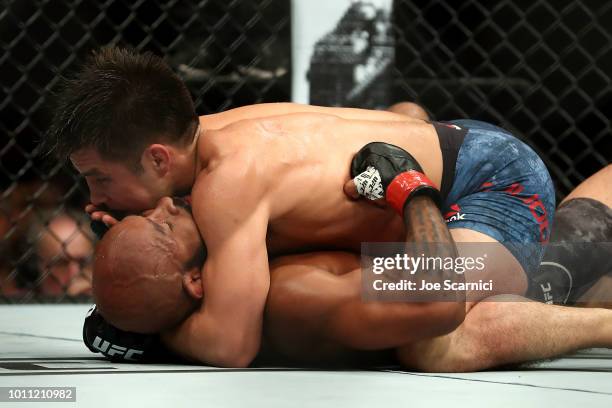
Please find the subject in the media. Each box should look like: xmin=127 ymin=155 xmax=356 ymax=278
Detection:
xmin=142 ymin=144 xmax=171 ymax=176
xmin=182 ymin=268 xmax=203 ymax=300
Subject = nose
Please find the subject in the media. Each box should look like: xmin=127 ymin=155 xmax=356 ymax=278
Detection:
xmin=148 ymin=197 xmax=178 ymax=218
xmin=158 ymin=196 xmax=174 ymax=208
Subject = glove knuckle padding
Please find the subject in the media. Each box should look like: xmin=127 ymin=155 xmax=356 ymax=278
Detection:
xmin=351 ymin=142 xmax=441 ymax=214
xmin=351 ymin=142 xmax=424 ymax=189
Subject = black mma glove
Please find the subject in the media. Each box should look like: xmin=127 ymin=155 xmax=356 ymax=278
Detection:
xmin=350 ymin=142 xmax=441 ymax=216
xmin=82 ymin=305 xmax=174 ymax=363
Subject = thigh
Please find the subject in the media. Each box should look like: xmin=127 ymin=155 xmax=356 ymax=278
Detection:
xmin=396 ymin=295 xmax=528 ymax=372
xmin=443 ymin=127 xmax=555 ymax=292
xmin=449 ymin=227 xmax=529 ymax=301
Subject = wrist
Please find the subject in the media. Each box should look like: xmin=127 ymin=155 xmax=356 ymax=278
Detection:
xmin=386 ymin=170 xmax=441 ymax=216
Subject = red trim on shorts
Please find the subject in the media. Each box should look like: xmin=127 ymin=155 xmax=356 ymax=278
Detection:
xmin=444 ymin=204 xmax=461 ymax=219
xmin=504 ymin=183 xmax=550 ymax=242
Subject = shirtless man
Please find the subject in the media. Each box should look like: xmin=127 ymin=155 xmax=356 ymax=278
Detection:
xmin=47 ymin=46 xmax=554 ymax=367
xmin=270 ymin=166 xmax=612 ymax=371
xmin=83 ymin=165 xmax=612 ymax=371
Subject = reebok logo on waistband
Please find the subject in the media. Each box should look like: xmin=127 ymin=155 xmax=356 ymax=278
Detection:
xmin=445 ymin=204 xmax=465 ymax=222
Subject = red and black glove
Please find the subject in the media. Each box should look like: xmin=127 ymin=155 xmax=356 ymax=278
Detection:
xmin=350 ymin=142 xmax=441 ymax=216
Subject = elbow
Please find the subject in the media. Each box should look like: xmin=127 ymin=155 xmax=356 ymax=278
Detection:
xmin=212 ymin=337 xmax=260 ymax=368
xmin=215 ymin=352 xmax=255 ymax=369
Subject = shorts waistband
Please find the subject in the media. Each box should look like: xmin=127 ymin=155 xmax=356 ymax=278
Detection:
xmin=430 ymin=121 xmax=467 ymax=200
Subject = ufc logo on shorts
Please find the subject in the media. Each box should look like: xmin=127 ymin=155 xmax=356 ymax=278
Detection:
xmin=92 ymin=336 xmax=144 ymax=360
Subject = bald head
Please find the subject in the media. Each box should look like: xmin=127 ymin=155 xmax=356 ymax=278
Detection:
xmin=93 ymin=216 xmax=197 ymax=333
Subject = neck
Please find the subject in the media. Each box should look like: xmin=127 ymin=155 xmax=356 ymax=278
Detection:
xmin=174 ymin=123 xmax=203 ymax=196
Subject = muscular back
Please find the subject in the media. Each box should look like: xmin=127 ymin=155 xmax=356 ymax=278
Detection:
xmin=198 ymin=112 xmax=443 ymax=255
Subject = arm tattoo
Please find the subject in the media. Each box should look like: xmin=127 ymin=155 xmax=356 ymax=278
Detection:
xmin=403 ymin=196 xmax=464 ymax=301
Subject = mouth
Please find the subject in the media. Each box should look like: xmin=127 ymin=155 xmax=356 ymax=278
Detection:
xmin=96 ymin=205 xmax=130 ymax=220
xmin=172 ymin=197 xmax=192 ymax=213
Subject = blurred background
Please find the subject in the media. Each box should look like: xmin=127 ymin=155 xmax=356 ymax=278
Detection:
xmin=1 ymin=0 xmax=610 ymax=302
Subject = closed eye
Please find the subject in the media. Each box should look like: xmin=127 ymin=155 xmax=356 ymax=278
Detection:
xmin=145 ymin=219 xmax=167 ymax=235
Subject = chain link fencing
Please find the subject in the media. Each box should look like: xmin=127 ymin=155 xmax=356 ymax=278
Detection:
xmin=0 ymin=0 xmax=610 ymax=302
xmin=392 ymin=0 xmax=611 ymax=194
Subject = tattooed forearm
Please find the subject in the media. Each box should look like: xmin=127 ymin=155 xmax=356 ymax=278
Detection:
xmin=403 ymin=196 xmax=453 ymax=244
xmin=402 ymin=196 xmax=463 ymax=301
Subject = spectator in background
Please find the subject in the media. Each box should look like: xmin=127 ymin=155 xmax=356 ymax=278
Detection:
xmin=21 ymin=211 xmax=94 ymax=297
xmin=1 ymin=182 xmax=66 ymax=299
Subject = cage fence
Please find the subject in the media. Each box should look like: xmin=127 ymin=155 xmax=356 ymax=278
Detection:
xmin=0 ymin=0 xmax=610 ymax=302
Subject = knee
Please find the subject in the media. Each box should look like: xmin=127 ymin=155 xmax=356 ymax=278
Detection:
xmin=397 ymin=336 xmax=495 ymax=373
xmin=397 ymin=303 xmax=508 ymax=372
xmin=395 ymin=336 xmax=479 ymax=373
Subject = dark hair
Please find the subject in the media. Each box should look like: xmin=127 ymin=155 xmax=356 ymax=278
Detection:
xmin=44 ymin=46 xmax=198 ymax=164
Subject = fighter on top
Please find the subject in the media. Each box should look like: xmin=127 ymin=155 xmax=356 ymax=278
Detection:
xmin=44 ymin=47 xmax=554 ymax=367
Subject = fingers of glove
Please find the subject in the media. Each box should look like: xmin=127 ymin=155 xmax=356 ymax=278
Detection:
xmin=353 ymin=166 xmax=384 ymax=200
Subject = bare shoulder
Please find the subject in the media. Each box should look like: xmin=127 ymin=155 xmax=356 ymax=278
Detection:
xmin=191 ymin=153 xmax=268 ymax=235
xmin=198 ymin=105 xmax=285 ymax=130
xmin=200 ymin=103 xmax=343 ymax=131
xmin=194 ymin=153 xmax=267 ymax=207
xmin=224 ymin=111 xmax=340 ymax=131
xmin=199 ymin=105 xmax=295 ymax=132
